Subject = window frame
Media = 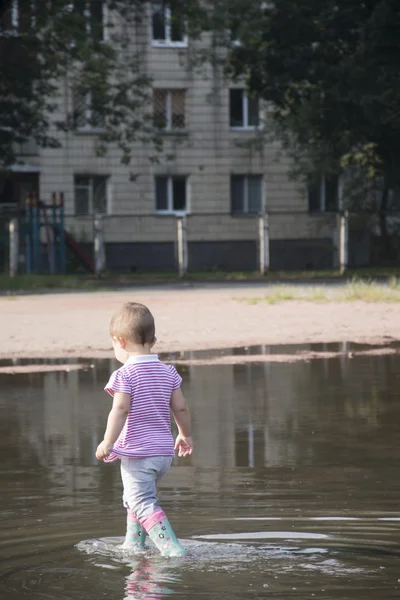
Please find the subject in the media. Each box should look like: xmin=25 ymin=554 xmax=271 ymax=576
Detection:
xmin=74 ymin=90 xmax=105 ymax=132
xmin=1 ymin=0 xmax=33 ymax=33
xmin=155 ymin=175 xmax=188 ymax=215
xmin=2 ymin=1 xmax=107 ymax=35
xmin=74 ymin=174 xmax=110 ymax=216
xmin=230 ymin=174 xmax=264 ymax=216
xmin=229 ymin=89 xmax=260 ymax=130
xmin=67 ymin=1 xmax=108 ymax=42
xmin=11 ymin=0 xmax=19 ymax=28
xmin=153 ymin=89 xmax=186 ymax=132
xmin=151 ymin=3 xmax=187 ymax=48
xmin=308 ymin=176 xmax=339 ymax=213
xmin=86 ymin=1 xmax=108 ymax=42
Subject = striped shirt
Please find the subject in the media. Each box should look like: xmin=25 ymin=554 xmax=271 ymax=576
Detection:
xmin=103 ymin=354 xmax=182 ymax=461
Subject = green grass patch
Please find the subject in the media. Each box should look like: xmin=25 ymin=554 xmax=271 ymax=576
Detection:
xmin=341 ymin=279 xmax=400 ymax=302
xmin=236 ymin=278 xmax=400 ymax=305
xmin=235 ymin=286 xmax=330 ymax=305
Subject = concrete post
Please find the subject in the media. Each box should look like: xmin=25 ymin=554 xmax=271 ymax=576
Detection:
xmin=177 ymin=216 xmax=188 ymax=276
xmin=338 ymin=210 xmax=349 ymax=275
xmin=94 ymin=214 xmax=106 ymax=277
xmin=258 ymin=213 xmax=270 ymax=275
xmin=9 ymin=218 xmax=19 ymax=278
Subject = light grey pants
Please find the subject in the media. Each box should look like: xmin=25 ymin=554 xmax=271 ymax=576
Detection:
xmin=120 ymin=456 xmax=173 ymax=521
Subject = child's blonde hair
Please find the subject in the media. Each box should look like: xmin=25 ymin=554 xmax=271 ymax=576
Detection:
xmin=110 ymin=302 xmax=155 ymax=345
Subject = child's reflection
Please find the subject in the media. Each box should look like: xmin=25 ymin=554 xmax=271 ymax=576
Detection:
xmin=124 ymin=556 xmax=177 ymax=600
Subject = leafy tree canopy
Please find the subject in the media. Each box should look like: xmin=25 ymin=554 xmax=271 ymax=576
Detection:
xmin=217 ymin=0 xmax=400 ymax=202
xmin=0 ymin=0 xmax=154 ymax=169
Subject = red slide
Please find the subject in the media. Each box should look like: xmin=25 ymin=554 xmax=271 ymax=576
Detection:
xmin=61 ymin=228 xmax=95 ymax=273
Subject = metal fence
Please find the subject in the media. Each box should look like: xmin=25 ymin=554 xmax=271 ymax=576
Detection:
xmin=65 ymin=210 xmax=340 ymax=275
xmin=3 ymin=207 xmax=400 ymax=276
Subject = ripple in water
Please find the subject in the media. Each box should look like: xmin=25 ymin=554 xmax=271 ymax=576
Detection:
xmin=76 ymin=534 xmax=367 ymax=578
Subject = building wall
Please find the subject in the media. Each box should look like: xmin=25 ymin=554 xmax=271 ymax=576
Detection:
xmin=18 ymin=7 xmax=336 ymax=272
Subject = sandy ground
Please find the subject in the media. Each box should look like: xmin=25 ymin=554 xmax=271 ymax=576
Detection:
xmin=0 ymin=283 xmax=399 ymax=362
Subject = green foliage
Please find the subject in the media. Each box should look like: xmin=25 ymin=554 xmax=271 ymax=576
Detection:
xmin=170 ymin=0 xmax=400 ymax=217
xmin=221 ymin=0 xmax=400 ymax=194
xmin=0 ymin=0 xmax=154 ymax=168
xmin=167 ymin=0 xmax=400 ymax=259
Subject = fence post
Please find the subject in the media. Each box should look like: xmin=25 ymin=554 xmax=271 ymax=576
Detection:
xmin=58 ymin=192 xmax=66 ymax=273
xmin=31 ymin=193 xmax=40 ymax=272
xmin=94 ymin=214 xmax=106 ymax=277
xmin=51 ymin=192 xmax=58 ymax=272
xmin=9 ymin=218 xmax=19 ymax=278
xmin=258 ymin=213 xmax=270 ymax=275
xmin=25 ymin=194 xmax=32 ymax=274
xmin=177 ymin=216 xmax=188 ymax=276
xmin=338 ymin=210 xmax=349 ymax=275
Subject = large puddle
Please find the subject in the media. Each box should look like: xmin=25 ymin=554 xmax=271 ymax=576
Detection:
xmin=1 ymin=347 xmax=400 ymax=599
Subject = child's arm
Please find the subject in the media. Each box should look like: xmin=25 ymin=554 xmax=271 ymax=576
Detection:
xmin=96 ymin=391 xmax=130 ymax=460
xmin=170 ymin=387 xmax=193 ymax=457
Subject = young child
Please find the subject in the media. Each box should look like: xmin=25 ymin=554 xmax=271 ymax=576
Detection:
xmin=96 ymin=302 xmax=193 ymax=558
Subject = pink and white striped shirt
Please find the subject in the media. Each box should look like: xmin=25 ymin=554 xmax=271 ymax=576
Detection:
xmin=103 ymin=354 xmax=182 ymax=461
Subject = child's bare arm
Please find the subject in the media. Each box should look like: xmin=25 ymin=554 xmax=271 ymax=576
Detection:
xmin=171 ymin=387 xmax=191 ymax=436
xmin=170 ymin=387 xmax=193 ymax=457
xmin=96 ymin=392 xmax=130 ymax=460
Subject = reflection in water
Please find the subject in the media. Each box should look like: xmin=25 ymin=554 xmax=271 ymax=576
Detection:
xmin=124 ymin=556 xmax=176 ymax=600
xmin=1 ymin=350 xmax=400 ymax=600
xmin=1 ymin=351 xmax=396 ymax=474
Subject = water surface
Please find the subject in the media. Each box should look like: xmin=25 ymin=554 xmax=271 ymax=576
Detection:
xmin=1 ymin=347 xmax=400 ymax=599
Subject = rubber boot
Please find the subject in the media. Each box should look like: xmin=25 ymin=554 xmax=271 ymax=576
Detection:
xmin=121 ymin=508 xmax=147 ymax=551
xmin=142 ymin=510 xmax=186 ymax=557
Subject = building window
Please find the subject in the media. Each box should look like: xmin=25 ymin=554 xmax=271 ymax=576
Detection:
xmin=73 ymin=89 xmax=105 ymax=130
xmin=373 ymin=177 xmax=400 ymax=211
xmin=308 ymin=176 xmax=338 ymax=212
xmin=231 ymin=175 xmax=263 ymax=215
xmin=15 ymin=138 xmax=38 ymax=156
xmin=155 ymin=176 xmax=187 ymax=213
xmin=89 ymin=0 xmax=108 ymax=41
xmin=153 ymin=89 xmax=186 ymax=131
xmin=230 ymin=89 xmax=259 ymax=129
xmin=0 ymin=0 xmax=18 ymax=31
xmin=1 ymin=0 xmax=36 ymax=32
xmin=0 ymin=177 xmax=14 ymax=207
xmin=152 ymin=1 xmax=186 ymax=46
xmin=0 ymin=1 xmax=107 ymax=36
xmin=74 ymin=175 xmax=109 ymax=215
xmin=72 ymin=0 xmax=108 ymax=41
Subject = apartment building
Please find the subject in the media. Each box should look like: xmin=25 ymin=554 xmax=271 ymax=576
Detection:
xmin=1 ymin=2 xmax=337 ymax=272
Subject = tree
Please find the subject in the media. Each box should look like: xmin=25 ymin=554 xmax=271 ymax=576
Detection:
xmin=0 ymin=0 xmax=156 ymax=169
xmin=216 ymin=0 xmax=400 ymax=258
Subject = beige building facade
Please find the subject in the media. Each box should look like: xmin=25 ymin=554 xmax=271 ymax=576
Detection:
xmin=4 ymin=2 xmax=337 ymax=272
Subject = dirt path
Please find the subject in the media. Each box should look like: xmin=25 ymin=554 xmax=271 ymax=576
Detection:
xmin=1 ymin=283 xmax=399 ymax=359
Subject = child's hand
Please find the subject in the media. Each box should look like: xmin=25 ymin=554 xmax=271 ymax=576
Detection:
xmin=96 ymin=440 xmax=113 ymax=461
xmin=174 ymin=434 xmax=193 ymax=457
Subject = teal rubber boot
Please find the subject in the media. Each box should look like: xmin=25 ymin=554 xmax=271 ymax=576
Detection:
xmin=121 ymin=509 xmax=147 ymax=551
xmin=147 ymin=517 xmax=186 ymax=557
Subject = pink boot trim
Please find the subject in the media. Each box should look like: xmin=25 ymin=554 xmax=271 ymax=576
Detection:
xmin=127 ymin=508 xmax=140 ymax=523
xmin=140 ymin=509 xmax=166 ymax=532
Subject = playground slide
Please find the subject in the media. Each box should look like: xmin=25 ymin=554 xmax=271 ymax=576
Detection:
xmin=54 ymin=225 xmax=95 ymax=273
